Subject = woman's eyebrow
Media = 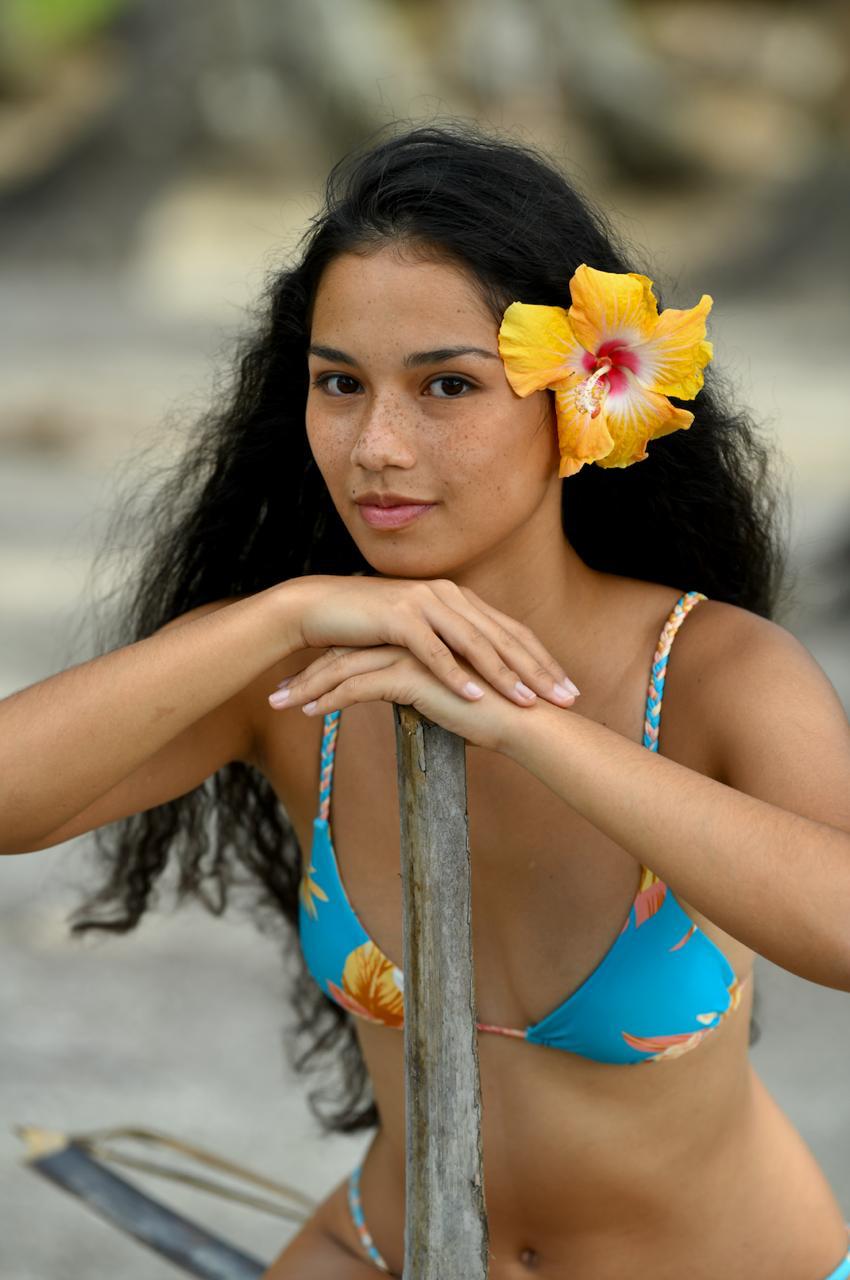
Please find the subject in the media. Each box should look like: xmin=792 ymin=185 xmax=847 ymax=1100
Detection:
xmin=307 ymin=343 xmax=499 ymax=368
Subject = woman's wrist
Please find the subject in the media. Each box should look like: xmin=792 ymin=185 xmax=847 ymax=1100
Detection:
xmin=496 ymin=697 xmax=568 ymax=761
xmin=264 ymin=576 xmax=314 ymax=659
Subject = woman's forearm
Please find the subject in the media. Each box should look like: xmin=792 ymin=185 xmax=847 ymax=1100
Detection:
xmin=0 ymin=581 xmax=307 ymax=852
xmin=502 ymin=703 xmax=850 ymax=991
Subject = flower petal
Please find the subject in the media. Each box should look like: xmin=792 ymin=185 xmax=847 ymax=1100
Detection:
xmin=551 ymin=376 xmax=616 ymax=478
xmin=595 ymin=371 xmax=694 ymax=469
xmin=632 ymin=294 xmax=714 ymax=399
xmin=567 ymin=266 xmax=659 ymax=354
xmin=498 ymin=302 xmax=587 ymax=396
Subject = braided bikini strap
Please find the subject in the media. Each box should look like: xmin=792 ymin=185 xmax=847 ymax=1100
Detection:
xmin=317 ymin=709 xmax=342 ymax=822
xmin=347 ymin=1164 xmax=391 ymax=1271
xmin=643 ymin=591 xmax=707 ymax=752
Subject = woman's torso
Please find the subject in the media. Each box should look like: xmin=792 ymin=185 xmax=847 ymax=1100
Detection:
xmin=254 ymin=575 xmax=848 ymax=1277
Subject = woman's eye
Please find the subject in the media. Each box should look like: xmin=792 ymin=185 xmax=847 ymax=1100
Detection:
xmin=311 ymin=373 xmax=473 ymax=398
xmin=313 ymin=373 xmax=361 ymax=396
xmin=428 ymin=376 xmax=473 ymax=398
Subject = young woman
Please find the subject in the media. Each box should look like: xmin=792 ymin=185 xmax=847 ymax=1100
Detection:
xmin=3 ymin=122 xmax=850 ymax=1279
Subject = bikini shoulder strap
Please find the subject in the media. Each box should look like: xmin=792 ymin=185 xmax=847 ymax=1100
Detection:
xmin=642 ymin=591 xmax=707 ymax=752
xmin=317 ymin=710 xmax=342 ymax=821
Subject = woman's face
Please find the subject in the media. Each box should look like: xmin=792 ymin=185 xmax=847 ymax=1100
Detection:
xmin=305 ymin=244 xmax=560 ymax=580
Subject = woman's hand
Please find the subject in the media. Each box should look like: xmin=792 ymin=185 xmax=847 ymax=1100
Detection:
xmin=268 ymin=642 xmax=575 ymax=753
xmin=284 ymin=574 xmax=580 ymax=712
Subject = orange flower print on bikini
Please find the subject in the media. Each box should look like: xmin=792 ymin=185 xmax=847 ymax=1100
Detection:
xmin=621 ymin=1025 xmax=715 ymax=1060
xmin=632 ymin=866 xmax=667 ymax=928
xmin=621 ymin=974 xmax=748 ymax=1062
xmin=497 ymin=265 xmax=713 ymax=478
xmin=669 ymin=922 xmax=698 ymax=951
xmin=299 ymin=863 xmax=329 ymax=919
xmin=618 ymin=866 xmax=668 ymax=936
xmin=327 ymin=940 xmax=405 ymax=1027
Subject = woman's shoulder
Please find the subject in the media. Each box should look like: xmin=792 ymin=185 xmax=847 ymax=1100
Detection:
xmin=648 ymin=586 xmax=847 ymax=802
xmin=617 ymin=574 xmax=777 ymax=662
xmin=615 ymin=577 xmax=788 ymax=777
xmin=679 ymin=591 xmax=850 ymax=834
xmin=660 ymin=589 xmax=796 ymax=680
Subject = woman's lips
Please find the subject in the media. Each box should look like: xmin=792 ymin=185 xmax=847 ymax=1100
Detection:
xmin=357 ymin=502 xmax=437 ymax=529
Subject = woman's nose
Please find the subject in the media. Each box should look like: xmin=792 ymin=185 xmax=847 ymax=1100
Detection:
xmin=349 ymin=398 xmax=417 ymax=469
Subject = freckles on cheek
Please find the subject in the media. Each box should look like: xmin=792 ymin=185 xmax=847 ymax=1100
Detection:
xmin=451 ymin=454 xmax=507 ymax=512
xmin=453 ymin=415 xmax=520 ymax=482
xmin=307 ymin=426 xmax=346 ymax=477
xmin=447 ymin=413 xmax=497 ymax=468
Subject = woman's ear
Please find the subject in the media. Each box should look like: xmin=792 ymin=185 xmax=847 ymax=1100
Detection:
xmin=542 ymin=389 xmax=560 ymax=465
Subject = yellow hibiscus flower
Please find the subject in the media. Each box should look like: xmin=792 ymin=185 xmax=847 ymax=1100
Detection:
xmin=497 ymin=265 xmax=713 ymax=478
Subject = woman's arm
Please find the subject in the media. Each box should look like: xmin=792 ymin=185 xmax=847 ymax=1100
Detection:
xmin=0 ymin=583 xmax=307 ymax=854
xmin=500 ymin=605 xmax=850 ymax=991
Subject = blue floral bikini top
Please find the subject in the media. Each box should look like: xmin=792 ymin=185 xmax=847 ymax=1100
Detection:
xmin=298 ymin=590 xmax=748 ymax=1065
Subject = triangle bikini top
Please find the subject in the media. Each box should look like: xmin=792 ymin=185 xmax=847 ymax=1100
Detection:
xmin=298 ymin=589 xmax=748 ymax=1064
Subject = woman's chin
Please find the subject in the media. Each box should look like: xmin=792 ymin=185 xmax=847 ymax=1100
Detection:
xmin=355 ymin=546 xmax=461 ymax=582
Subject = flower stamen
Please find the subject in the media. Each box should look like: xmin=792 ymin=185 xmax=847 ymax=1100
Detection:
xmin=576 ymin=357 xmax=613 ymax=419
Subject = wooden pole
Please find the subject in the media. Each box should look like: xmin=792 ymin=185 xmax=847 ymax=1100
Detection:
xmin=393 ymin=706 xmax=488 ymax=1279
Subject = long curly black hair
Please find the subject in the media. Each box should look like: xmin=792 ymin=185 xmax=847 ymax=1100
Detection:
xmin=70 ymin=119 xmax=792 ymax=1132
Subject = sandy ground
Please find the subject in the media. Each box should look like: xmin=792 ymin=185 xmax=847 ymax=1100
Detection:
xmin=1 ymin=265 xmax=849 ymax=1277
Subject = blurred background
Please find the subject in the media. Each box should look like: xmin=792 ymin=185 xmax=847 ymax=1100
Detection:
xmin=1 ymin=0 xmax=849 ymax=1275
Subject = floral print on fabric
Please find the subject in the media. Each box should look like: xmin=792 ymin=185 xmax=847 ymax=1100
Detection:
xmin=618 ymin=865 xmax=667 ymax=936
xmin=327 ymin=941 xmax=405 ymax=1027
xmin=633 ymin=866 xmax=667 ymax=929
xmin=299 ymin=863 xmax=329 ymax=919
xmin=669 ymin=923 xmax=698 ymax=951
xmin=621 ymin=973 xmax=748 ymax=1063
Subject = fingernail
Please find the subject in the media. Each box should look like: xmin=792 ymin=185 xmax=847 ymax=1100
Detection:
xmin=515 ymin=681 xmax=537 ymax=700
xmin=463 ymin=681 xmax=484 ymax=698
xmin=303 ymin=700 xmax=318 ymax=714
xmin=269 ymin=689 xmax=290 ymax=706
xmin=276 ymin=677 xmax=293 ymax=689
xmin=553 ymin=681 xmax=579 ymax=701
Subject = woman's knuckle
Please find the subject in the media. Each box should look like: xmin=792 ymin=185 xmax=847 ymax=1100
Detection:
xmin=495 ymin=623 xmax=520 ymax=648
xmin=412 ymin=582 xmax=436 ymax=604
xmin=464 ymin=622 xmax=490 ymax=646
xmin=427 ymin=637 xmax=450 ymax=663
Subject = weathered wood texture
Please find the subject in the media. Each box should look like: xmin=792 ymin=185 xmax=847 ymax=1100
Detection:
xmin=393 ymin=705 xmax=488 ymax=1279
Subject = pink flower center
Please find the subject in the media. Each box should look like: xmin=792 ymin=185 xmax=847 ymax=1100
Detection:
xmin=576 ymin=343 xmax=638 ymax=415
